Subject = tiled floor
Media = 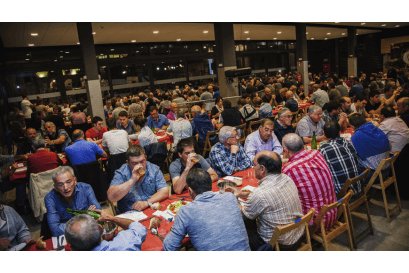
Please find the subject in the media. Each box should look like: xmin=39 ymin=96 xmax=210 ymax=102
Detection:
xmin=2 ymin=149 xmax=408 ymax=251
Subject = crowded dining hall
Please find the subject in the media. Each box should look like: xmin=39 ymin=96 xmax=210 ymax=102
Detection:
xmin=2 ymin=14 xmax=409 ymax=257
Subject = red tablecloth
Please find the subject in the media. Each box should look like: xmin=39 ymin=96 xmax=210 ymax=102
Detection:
xmin=132 ymin=133 xmax=174 ymax=146
xmin=272 ymin=103 xmax=312 ymax=116
xmin=23 ymin=239 xmax=71 ymax=251
xmin=9 ymin=156 xmax=68 ymax=182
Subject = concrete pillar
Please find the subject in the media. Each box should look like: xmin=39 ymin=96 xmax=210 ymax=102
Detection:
xmin=295 ymin=24 xmax=309 ymax=95
xmin=76 ymin=23 xmax=105 ymax=125
xmin=347 ymin=26 xmax=358 ymax=77
xmin=383 ymin=54 xmax=390 ymax=74
xmin=214 ymin=23 xmax=239 ymax=102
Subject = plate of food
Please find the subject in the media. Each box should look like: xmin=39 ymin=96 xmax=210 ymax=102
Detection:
xmin=166 ymin=200 xmax=190 ymax=216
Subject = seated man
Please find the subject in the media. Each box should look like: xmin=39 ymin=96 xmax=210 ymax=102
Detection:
xmin=273 ymin=107 xmax=295 ymax=144
xmin=107 ymin=145 xmax=169 ymax=214
xmin=351 ymin=95 xmax=370 ymax=118
xmin=339 ymin=97 xmax=354 ymax=115
xmin=295 ymin=105 xmax=326 ymax=144
xmin=167 ymin=102 xmax=179 ymax=121
xmin=44 ymin=166 xmax=101 ymax=237
xmin=27 ymin=136 xmax=63 ymax=175
xmin=47 ymin=107 xmax=65 ymax=129
xmin=319 ymin=121 xmax=365 ymax=196
xmin=261 ymin=87 xmax=275 ymax=106
xmin=244 ymin=118 xmax=283 ymax=162
xmin=307 ymin=84 xmax=329 ymax=108
xmin=11 ymin=113 xmax=26 ymax=145
xmin=146 ymin=106 xmax=169 ymax=131
xmin=116 ymin=111 xmax=137 ymax=135
xmin=44 ymin=121 xmax=72 ymax=153
xmin=365 ymin=90 xmax=385 ymax=116
xmin=378 ymin=106 xmax=409 ymax=155
xmin=190 ymin=105 xmax=218 ymax=148
xmin=218 ymin=99 xmax=243 ymax=129
xmin=65 ymin=130 xmax=108 ymax=166
xmin=397 ymin=97 xmax=409 ymax=128
xmin=281 ymin=133 xmax=337 ymax=230
xmin=209 ymin=126 xmax=251 ymax=178
xmin=167 ymin=109 xmax=192 ymax=148
xmin=0 ymin=204 xmax=36 ymax=251
xmin=170 ymin=139 xmax=218 ymax=194
xmin=65 ymin=209 xmax=147 ymax=251
xmin=163 ymin=168 xmax=250 ymax=251
xmin=85 ymin=116 xmax=108 ymax=145
xmin=380 ymin=84 xmax=399 ymax=108
xmin=16 ymin=127 xmax=37 ymax=155
xmin=284 ymin=91 xmax=298 ymax=113
xmin=238 ymin=98 xmax=258 ymax=126
xmin=111 ymin=102 xmax=127 ymax=120
xmin=349 ymin=113 xmax=390 ymax=184
xmin=238 ymin=151 xmax=304 ymax=251
xmin=257 ymin=97 xmax=274 ymax=120
xmin=102 ymin=117 xmax=129 ymax=156
xmin=321 ymin=100 xmax=348 ymax=128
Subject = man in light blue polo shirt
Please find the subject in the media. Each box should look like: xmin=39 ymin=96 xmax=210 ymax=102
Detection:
xmin=146 ymin=106 xmax=169 ymax=131
xmin=107 ymin=145 xmax=169 ymax=214
xmin=65 ymin=129 xmax=108 ymax=165
xmin=116 ymin=111 xmax=137 ymax=134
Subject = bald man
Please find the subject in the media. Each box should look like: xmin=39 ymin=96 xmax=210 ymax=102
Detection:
xmin=284 ymin=91 xmax=298 ymax=113
xmin=64 ymin=129 xmax=108 ymax=166
xmin=229 ymin=150 xmax=304 ymax=251
xmin=167 ymin=102 xmax=179 ymax=121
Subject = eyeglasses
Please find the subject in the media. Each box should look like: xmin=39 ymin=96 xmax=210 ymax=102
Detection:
xmin=283 ymin=115 xmax=292 ymax=119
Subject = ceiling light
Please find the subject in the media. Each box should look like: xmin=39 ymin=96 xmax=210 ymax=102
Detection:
xmin=31 ymin=33 xmax=38 ymax=36
xmin=311 ymin=38 xmax=314 ymax=40
xmin=177 ymin=39 xmax=181 ymax=41
xmin=203 ymin=46 xmax=207 ymax=49
xmin=325 ymin=38 xmax=328 ymax=40
xmin=28 ymin=44 xmax=34 ymax=46
xmin=335 ymin=22 xmax=339 ymax=23
xmin=26 ymin=54 xmax=29 ymax=56
xmin=291 ymin=43 xmax=293 ymax=45
xmin=306 ymin=32 xmax=308 ymax=34
xmin=327 ymin=33 xmax=331 ymax=35
xmin=100 ymin=54 xmax=103 ymax=56
xmin=156 ymin=67 xmax=160 ymax=70
xmin=244 ymin=31 xmax=249 ymax=34
xmin=277 ymin=32 xmax=281 ymax=34
xmin=26 ymin=59 xmax=30 ymax=61
xmin=136 ymin=51 xmax=139 ymax=53
xmin=153 ymin=31 xmax=159 ymax=34
xmin=65 ymin=52 xmax=69 ymax=54
xmin=361 ymin=23 xmax=366 ymax=25
xmin=77 ymin=42 xmax=80 ymax=44
xmin=110 ymin=49 xmax=114 ymax=51
xmin=131 ymin=40 xmax=136 ymax=42
xmin=60 ymin=51 xmax=63 ymax=52
xmin=356 ymin=33 xmax=358 ymax=35
xmin=203 ymin=30 xmax=208 ymax=33
xmin=381 ymin=24 xmax=386 ymax=27
xmin=92 ymin=32 xmax=96 ymax=34
xmin=54 ymin=60 xmax=57 ymax=62
xmin=246 ymin=38 xmax=250 ymax=40
xmin=396 ymin=25 xmax=400 ymax=27
xmin=122 ymin=71 xmax=126 ymax=74
xmin=273 ymin=38 xmax=277 ymax=40
xmin=342 ymin=33 xmax=345 ymax=35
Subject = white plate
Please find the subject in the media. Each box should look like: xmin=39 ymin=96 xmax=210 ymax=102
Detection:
xmin=166 ymin=200 xmax=190 ymax=216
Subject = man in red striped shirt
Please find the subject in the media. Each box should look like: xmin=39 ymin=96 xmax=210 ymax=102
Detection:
xmin=281 ymin=133 xmax=337 ymax=231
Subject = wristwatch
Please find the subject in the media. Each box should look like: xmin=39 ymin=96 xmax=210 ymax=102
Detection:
xmin=147 ymin=200 xmax=153 ymax=207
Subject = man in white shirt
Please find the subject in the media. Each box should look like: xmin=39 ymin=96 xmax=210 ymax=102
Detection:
xmin=379 ymin=106 xmax=409 ymax=155
xmin=102 ymin=117 xmax=130 ymax=156
xmin=20 ymin=94 xmax=34 ymax=121
xmin=167 ymin=110 xmax=192 ymax=148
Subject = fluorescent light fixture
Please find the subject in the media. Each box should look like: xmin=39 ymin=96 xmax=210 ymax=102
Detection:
xmin=77 ymin=42 xmax=80 ymax=44
xmin=31 ymin=33 xmax=38 ymax=36
xmin=131 ymin=40 xmax=136 ymax=42
xmin=382 ymin=24 xmax=386 ymax=26
xmin=325 ymin=38 xmax=328 ymax=40
xmin=327 ymin=33 xmax=331 ymax=35
xmin=26 ymin=54 xmax=29 ymax=56
xmin=177 ymin=39 xmax=181 ymax=41
xmin=244 ymin=31 xmax=249 ymax=34
xmin=26 ymin=59 xmax=30 ymax=60
xmin=153 ymin=31 xmax=159 ymax=34
xmin=203 ymin=30 xmax=208 ymax=33
xmin=342 ymin=33 xmax=345 ymax=35
xmin=361 ymin=23 xmax=366 ymax=25
xmin=54 ymin=60 xmax=57 ymax=62
xmin=246 ymin=38 xmax=250 ymax=40
xmin=273 ymin=38 xmax=277 ymax=40
xmin=335 ymin=22 xmax=339 ymax=23
xmin=65 ymin=52 xmax=69 ymax=54
xmin=111 ymin=49 xmax=114 ymax=51
xmin=396 ymin=25 xmax=400 ymax=27
xmin=92 ymin=32 xmax=96 ymax=34
xmin=28 ymin=44 xmax=34 ymax=46
xmin=311 ymin=38 xmax=314 ymax=40
xmin=277 ymin=32 xmax=281 ymax=34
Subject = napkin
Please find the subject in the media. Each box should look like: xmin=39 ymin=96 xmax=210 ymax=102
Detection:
xmin=241 ymin=185 xmax=256 ymax=192
xmin=15 ymin=167 xmax=27 ymax=172
xmin=52 ymin=235 xmax=67 ymax=250
xmin=152 ymin=210 xmax=174 ymax=222
xmin=116 ymin=211 xmax=148 ymax=222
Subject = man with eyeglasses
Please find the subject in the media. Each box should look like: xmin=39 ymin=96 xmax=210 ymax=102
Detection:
xmin=209 ymin=126 xmax=252 ymax=178
xmin=296 ymin=105 xmax=327 ymax=144
xmin=273 ymin=107 xmax=295 ymax=144
xmin=244 ymin=118 xmax=283 ymax=162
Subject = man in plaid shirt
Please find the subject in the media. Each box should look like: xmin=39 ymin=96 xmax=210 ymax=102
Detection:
xmin=282 ymin=133 xmax=337 ymax=231
xmin=319 ymin=121 xmax=365 ymax=196
xmin=209 ymin=126 xmax=252 ymax=178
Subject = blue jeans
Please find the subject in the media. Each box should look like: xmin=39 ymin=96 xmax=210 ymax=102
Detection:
xmin=0 ymin=178 xmax=27 ymax=206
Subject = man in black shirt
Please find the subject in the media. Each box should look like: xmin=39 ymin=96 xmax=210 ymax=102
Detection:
xmin=77 ymin=99 xmax=88 ymax=112
xmin=261 ymin=88 xmax=275 ymax=105
xmin=47 ymin=107 xmax=65 ymax=129
xmin=365 ymin=90 xmax=384 ymax=115
xmin=16 ymin=127 xmax=37 ymax=155
xmin=246 ymin=81 xmax=258 ymax=94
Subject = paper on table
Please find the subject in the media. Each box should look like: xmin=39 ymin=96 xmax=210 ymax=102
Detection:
xmin=17 ymin=163 xmax=24 ymax=168
xmin=116 ymin=211 xmax=148 ymax=222
xmin=152 ymin=210 xmax=174 ymax=222
xmin=52 ymin=235 xmax=67 ymax=249
xmin=15 ymin=167 xmax=27 ymax=172
xmin=241 ymin=185 xmax=256 ymax=192
xmin=341 ymin=133 xmax=352 ymax=140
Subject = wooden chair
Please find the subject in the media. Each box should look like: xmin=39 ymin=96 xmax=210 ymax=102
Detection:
xmin=337 ymin=168 xmax=372 ymax=249
xmin=201 ymin=129 xmax=219 ymax=158
xmin=268 ymin=208 xmax=315 ymax=251
xmin=235 ymin=123 xmax=247 ymax=145
xmin=110 ymin=201 xmax=117 ymax=216
xmin=367 ymin=151 xmax=402 ymax=223
xmin=247 ymin=119 xmax=263 ymax=136
xmin=310 ymin=190 xmax=354 ymax=251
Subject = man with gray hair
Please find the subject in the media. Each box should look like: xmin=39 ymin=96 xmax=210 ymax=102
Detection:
xmin=65 ymin=209 xmax=147 ymax=251
xmin=295 ymin=105 xmax=327 ymax=144
xmin=27 ymin=135 xmax=63 ymax=175
xmin=284 ymin=91 xmax=298 ymax=112
xmin=44 ymin=121 xmax=72 ymax=153
xmin=274 ymin=107 xmax=295 ymax=144
xmin=167 ymin=109 xmax=192 ymax=148
xmin=307 ymin=84 xmax=329 ymax=108
xmin=209 ymin=126 xmax=252 ymax=178
xmin=44 ymin=166 xmax=101 ymax=237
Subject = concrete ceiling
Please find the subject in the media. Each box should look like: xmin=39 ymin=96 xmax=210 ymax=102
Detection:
xmin=1 ymin=22 xmax=408 ymax=48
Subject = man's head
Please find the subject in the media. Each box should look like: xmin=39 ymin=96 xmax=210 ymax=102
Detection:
xmin=118 ymin=111 xmax=129 ymax=128
xmin=308 ymin=105 xmax=323 ymax=123
xmin=170 ymin=102 xmax=178 ymax=114
xmin=26 ymin=128 xmax=37 ymax=142
xmin=106 ymin=117 xmax=117 ymax=130
xmin=312 ymin=84 xmax=320 ymax=91
xmin=264 ymin=88 xmax=271 ymax=96
xmin=353 ymin=77 xmax=359 ymax=84
xmin=369 ymin=90 xmax=380 ymax=104
xmin=277 ymin=107 xmax=292 ymax=127
xmin=126 ymin=145 xmax=147 ymax=171
xmin=258 ymin=118 xmax=275 ymax=142
xmin=177 ymin=139 xmax=195 ymax=162
xmin=106 ymin=101 xmax=112 ymax=108
xmin=323 ymin=121 xmax=341 ymax=139
xmin=380 ymin=106 xmax=396 ymax=122
xmin=285 ymin=91 xmax=293 ymax=100
xmin=253 ymin=151 xmax=282 ymax=180
xmin=219 ymin=126 xmax=238 ymax=147
xmin=282 ymin=133 xmax=304 ymax=158
xmin=208 ymin=86 xmax=213 ymax=93
xmin=355 ymin=95 xmax=368 ymax=109
xmin=72 ymin=129 xmax=84 ymax=141
xmin=149 ymin=107 xmax=158 ymax=121
xmin=349 ymin=113 xmax=367 ymax=130
xmin=148 ymin=92 xmax=154 ymax=99
xmin=191 ymin=105 xmax=201 ymax=118
xmin=52 ymin=166 xmax=77 ymax=200
xmin=32 ymin=135 xmax=46 ymax=151
xmin=222 ymin=99 xmax=232 ymax=109
xmin=253 ymin=97 xmax=262 ymax=107
xmin=339 ymin=97 xmax=351 ymax=111
xmin=384 ymin=84 xmax=395 ymax=97
xmin=92 ymin=116 xmax=104 ymax=131
xmin=397 ymin=97 xmax=409 ymax=116
xmin=186 ymin=168 xmax=212 ymax=198
xmin=326 ymin=100 xmax=341 ymax=117
xmin=45 ymin=122 xmax=56 ymax=136
xmin=237 ymin=98 xmax=247 ymax=108
xmin=65 ymin=214 xmax=101 ymax=251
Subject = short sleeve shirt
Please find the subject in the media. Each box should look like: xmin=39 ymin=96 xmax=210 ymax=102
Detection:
xmin=169 ymin=156 xmax=210 ymax=180
xmin=85 ymin=127 xmax=108 ymax=141
xmin=21 ymin=99 xmax=32 ymax=118
xmin=146 ymin=114 xmax=169 ymax=129
xmin=102 ymin=129 xmax=129 ymax=155
xmin=365 ymin=102 xmax=381 ymax=113
xmin=65 ymin=139 xmax=104 ymax=165
xmin=295 ymin=115 xmax=325 ymax=138
xmin=310 ymin=90 xmax=329 ymax=108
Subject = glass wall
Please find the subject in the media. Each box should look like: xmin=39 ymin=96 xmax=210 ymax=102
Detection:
xmin=110 ymin=63 xmax=149 ymax=95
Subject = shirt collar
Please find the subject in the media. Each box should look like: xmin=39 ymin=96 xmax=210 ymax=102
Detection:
xmin=289 ymin=149 xmax=308 ymax=162
xmin=194 ymin=191 xmax=215 ymax=201
xmin=74 ymin=139 xmax=85 ymax=143
xmin=257 ymin=173 xmax=281 ymax=186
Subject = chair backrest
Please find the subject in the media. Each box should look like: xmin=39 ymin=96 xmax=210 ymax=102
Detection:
xmin=268 ymin=208 xmax=316 ymax=251
xmin=310 ymin=190 xmax=353 ymax=235
xmin=144 ymin=141 xmax=168 ymax=169
xmin=202 ymin=129 xmax=219 ymax=157
xmin=235 ymin=123 xmax=247 ymax=144
xmin=247 ymin=119 xmax=263 ymax=135
xmin=337 ymin=168 xmax=371 ymax=200
xmin=365 ymin=151 xmax=399 ymax=191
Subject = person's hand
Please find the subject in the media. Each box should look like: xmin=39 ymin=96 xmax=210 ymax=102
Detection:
xmin=94 ymin=209 xmax=113 ymax=222
xmin=7 ymin=165 xmax=16 ymax=175
xmin=24 ymin=238 xmax=36 ymax=245
xmin=0 ymin=238 xmax=10 ymax=250
xmin=393 ymin=89 xmax=400 ymax=97
xmin=130 ymin=164 xmax=142 ymax=182
xmin=154 ymin=128 xmax=160 ymax=133
xmin=272 ymin=95 xmax=276 ymax=100
xmin=380 ymin=97 xmax=385 ymax=104
xmin=215 ymin=112 xmax=220 ymax=118
xmin=88 ymin=205 xmax=96 ymax=211
xmin=231 ymin=144 xmax=239 ymax=154
xmin=185 ymin=153 xmax=196 ymax=170
xmin=339 ymin=112 xmax=348 ymax=122
xmin=132 ymin=201 xmax=149 ymax=211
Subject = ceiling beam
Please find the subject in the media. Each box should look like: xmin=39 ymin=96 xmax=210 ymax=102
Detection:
xmin=230 ymin=22 xmax=384 ymax=31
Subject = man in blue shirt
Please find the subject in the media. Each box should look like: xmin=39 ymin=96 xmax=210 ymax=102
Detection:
xmin=44 ymin=166 xmax=101 ymax=237
xmin=163 ymin=168 xmax=250 ymax=251
xmin=107 ymin=145 xmax=169 ymax=214
xmin=65 ymin=130 xmax=108 ymax=166
xmin=117 ymin=111 xmax=137 ymax=134
xmin=349 ymin=77 xmax=363 ymax=98
xmin=146 ymin=107 xmax=169 ymax=131
xmin=190 ymin=105 xmax=218 ymax=148
xmin=284 ymin=91 xmax=298 ymax=113
xmin=65 ymin=209 xmax=147 ymax=251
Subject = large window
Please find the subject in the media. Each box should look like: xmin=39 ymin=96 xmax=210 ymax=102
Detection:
xmin=110 ymin=63 xmax=149 ymax=95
